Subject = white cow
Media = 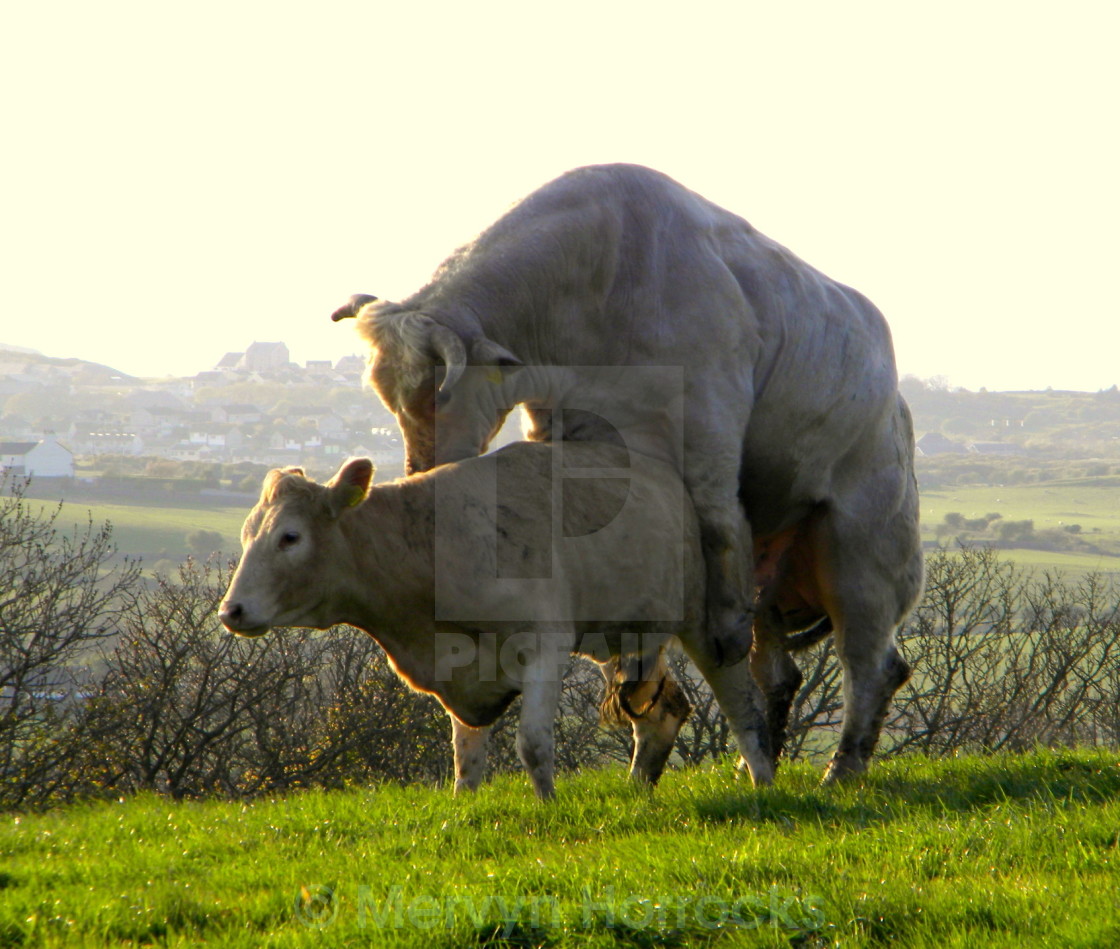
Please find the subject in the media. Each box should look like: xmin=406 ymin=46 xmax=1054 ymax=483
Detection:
xmin=219 ymin=442 xmax=775 ymax=798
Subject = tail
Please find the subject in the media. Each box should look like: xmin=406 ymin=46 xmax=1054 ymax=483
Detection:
xmin=782 ymin=615 xmax=833 ymax=652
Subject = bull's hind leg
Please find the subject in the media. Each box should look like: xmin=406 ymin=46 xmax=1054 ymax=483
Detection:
xmin=823 ymin=635 xmax=911 ymax=784
xmin=750 ymin=607 xmax=804 ymax=770
xmin=682 ymin=411 xmax=758 ymax=668
xmin=817 ymin=469 xmax=923 ymax=784
xmin=451 ymin=717 xmax=490 ymax=794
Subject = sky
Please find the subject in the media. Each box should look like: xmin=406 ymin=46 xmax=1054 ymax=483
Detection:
xmin=2 ymin=1 xmax=1117 ymax=392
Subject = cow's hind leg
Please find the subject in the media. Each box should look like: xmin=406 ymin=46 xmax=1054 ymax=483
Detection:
xmin=627 ymin=671 xmax=691 ymax=785
xmin=516 ymin=645 xmax=567 ymax=800
xmin=601 ymin=651 xmax=692 ymax=785
xmin=451 ymin=717 xmax=490 ymax=794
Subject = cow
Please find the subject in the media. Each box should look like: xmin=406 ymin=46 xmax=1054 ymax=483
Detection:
xmin=219 ymin=441 xmax=778 ymax=799
xmin=331 ymin=163 xmax=923 ymax=783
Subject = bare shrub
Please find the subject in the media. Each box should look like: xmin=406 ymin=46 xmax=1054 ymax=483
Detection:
xmin=71 ymin=559 xmax=452 ymax=799
xmin=5 ymin=492 xmax=1120 ymax=810
xmin=878 ymin=548 xmax=1120 ymax=757
xmin=0 ymin=477 xmax=140 ymax=808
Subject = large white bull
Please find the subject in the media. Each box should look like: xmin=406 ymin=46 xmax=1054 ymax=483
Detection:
xmin=333 ymin=164 xmax=922 ymax=782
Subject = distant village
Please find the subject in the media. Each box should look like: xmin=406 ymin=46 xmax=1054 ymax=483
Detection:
xmin=0 ymin=341 xmax=408 ymax=481
xmin=6 ymin=342 xmax=1109 ymax=488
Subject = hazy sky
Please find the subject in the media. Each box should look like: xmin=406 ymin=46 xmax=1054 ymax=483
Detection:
xmin=2 ymin=1 xmax=1117 ymax=391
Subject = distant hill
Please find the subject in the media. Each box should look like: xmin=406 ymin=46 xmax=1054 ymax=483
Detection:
xmin=0 ymin=343 xmax=42 ymax=356
xmin=0 ymin=344 xmax=140 ymax=384
xmin=901 ymin=378 xmax=1120 ymax=458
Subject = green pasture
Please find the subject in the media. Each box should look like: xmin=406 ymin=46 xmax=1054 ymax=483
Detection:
xmin=2 ymin=750 xmax=1118 ymax=947
xmin=24 ymin=497 xmax=249 ymax=567
xmin=19 ymin=470 xmax=1120 ymax=575
xmin=920 ymin=476 xmax=1120 ymax=574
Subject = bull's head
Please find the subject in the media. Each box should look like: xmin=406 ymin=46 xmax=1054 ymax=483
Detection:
xmin=219 ymin=459 xmax=374 ymax=636
xmin=334 ymin=295 xmax=523 ymax=473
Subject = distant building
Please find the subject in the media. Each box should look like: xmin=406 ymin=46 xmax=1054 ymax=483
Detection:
xmin=916 ymin=432 xmax=967 ymax=456
xmin=193 ymin=370 xmax=228 ymax=389
xmin=334 ymin=355 xmax=365 ymax=375
xmin=211 ymin=404 xmax=262 ymax=426
xmin=0 ymin=438 xmax=74 ymax=478
xmin=215 ymin=352 xmax=243 ymax=370
xmin=238 ymin=342 xmax=290 ymax=372
xmin=72 ymin=431 xmax=144 ymax=456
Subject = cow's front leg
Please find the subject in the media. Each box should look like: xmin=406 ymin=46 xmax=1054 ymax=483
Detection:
xmin=451 ymin=716 xmax=490 ymax=794
xmin=514 ymin=631 xmax=567 ymax=800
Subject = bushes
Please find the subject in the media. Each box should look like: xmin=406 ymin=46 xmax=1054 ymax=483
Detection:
xmin=768 ymin=547 xmax=1120 ymax=762
xmin=0 ymin=477 xmax=140 ymax=808
xmin=66 ymin=559 xmax=456 ymax=802
xmin=3 ymin=480 xmax=1120 ymax=809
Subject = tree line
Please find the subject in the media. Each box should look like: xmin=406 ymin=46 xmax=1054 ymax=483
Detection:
xmin=2 ymin=479 xmax=1119 ymax=810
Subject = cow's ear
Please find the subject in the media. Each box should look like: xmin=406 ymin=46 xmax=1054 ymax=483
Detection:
xmin=327 ymin=457 xmax=375 ymax=517
xmin=470 ymin=337 xmax=524 ymax=370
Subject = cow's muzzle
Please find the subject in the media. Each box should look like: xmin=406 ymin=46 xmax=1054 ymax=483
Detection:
xmin=218 ymin=601 xmax=271 ymax=638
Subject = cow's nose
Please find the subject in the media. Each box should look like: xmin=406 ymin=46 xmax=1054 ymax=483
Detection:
xmin=219 ymin=602 xmax=243 ymax=627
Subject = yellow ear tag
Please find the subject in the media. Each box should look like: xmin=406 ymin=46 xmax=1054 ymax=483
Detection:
xmin=485 ymin=366 xmax=503 ymax=385
xmin=346 ymin=486 xmax=365 ymax=508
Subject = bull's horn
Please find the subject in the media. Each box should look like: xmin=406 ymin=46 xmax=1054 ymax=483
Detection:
xmin=330 ymin=293 xmax=379 ymax=322
xmin=428 ymin=322 xmax=467 ymax=394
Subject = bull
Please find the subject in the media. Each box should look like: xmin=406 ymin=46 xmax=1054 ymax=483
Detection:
xmin=332 ymin=164 xmax=922 ymax=782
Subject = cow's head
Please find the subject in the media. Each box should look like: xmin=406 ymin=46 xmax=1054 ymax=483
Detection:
xmin=219 ymin=459 xmax=374 ymax=637
xmin=335 ymin=296 xmax=523 ymax=473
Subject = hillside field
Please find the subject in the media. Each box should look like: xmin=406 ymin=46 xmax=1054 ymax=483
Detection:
xmin=919 ymin=476 xmax=1120 ymax=575
xmin=17 ymin=468 xmax=1120 ymax=577
xmin=22 ymin=496 xmax=249 ymax=567
xmin=2 ymin=750 xmax=1118 ymax=947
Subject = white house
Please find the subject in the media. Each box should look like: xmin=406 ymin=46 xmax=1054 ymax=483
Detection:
xmin=0 ymin=438 xmax=75 ymax=478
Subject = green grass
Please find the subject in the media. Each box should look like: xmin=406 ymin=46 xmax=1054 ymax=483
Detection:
xmin=921 ymin=477 xmax=1120 ymax=574
xmin=3 ymin=750 xmax=1119 ymax=947
xmin=23 ymin=497 xmax=247 ymax=565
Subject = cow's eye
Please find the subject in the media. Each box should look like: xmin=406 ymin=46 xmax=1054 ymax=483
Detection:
xmin=278 ymin=530 xmax=301 ymax=550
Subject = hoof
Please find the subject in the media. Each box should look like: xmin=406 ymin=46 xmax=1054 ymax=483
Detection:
xmin=821 ymin=754 xmax=867 ymax=786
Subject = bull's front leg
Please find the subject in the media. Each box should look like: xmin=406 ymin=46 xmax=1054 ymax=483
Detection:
xmin=451 ymin=717 xmax=490 ymax=794
xmin=687 ymin=474 xmax=755 ymax=668
xmin=682 ymin=635 xmax=775 ymax=787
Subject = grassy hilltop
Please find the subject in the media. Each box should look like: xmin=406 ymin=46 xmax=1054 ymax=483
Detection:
xmin=3 ymin=750 xmax=1118 ymax=948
